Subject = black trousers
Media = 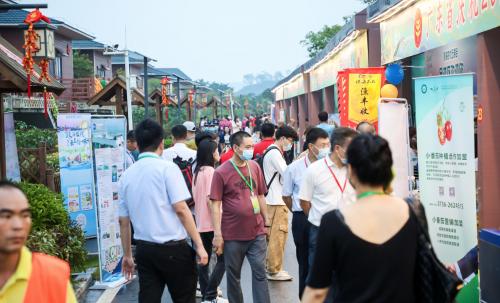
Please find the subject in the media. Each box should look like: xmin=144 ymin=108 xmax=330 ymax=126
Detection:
xmin=292 ymin=211 xmax=310 ymax=299
xmin=135 ymin=240 xmax=197 ymax=303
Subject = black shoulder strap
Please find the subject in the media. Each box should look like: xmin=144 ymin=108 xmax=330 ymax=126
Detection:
xmin=262 ymin=146 xmax=280 ymax=193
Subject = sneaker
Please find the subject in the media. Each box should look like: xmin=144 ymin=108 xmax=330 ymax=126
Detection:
xmin=217 ymin=287 xmax=223 ymax=297
xmin=201 ymin=298 xmax=229 ymax=303
xmin=196 ymin=289 xmax=202 ymax=298
xmin=266 ymin=270 xmax=293 ymax=281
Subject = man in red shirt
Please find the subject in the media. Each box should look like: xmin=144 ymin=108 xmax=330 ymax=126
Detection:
xmin=219 ymin=148 xmax=233 ymax=164
xmin=210 ymin=131 xmax=271 ymax=303
xmin=253 ymin=123 xmax=275 ymax=158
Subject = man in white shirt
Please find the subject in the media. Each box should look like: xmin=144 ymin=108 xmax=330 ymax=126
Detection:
xmin=262 ymin=125 xmax=298 ymax=281
xmin=125 ymin=130 xmax=138 ymax=169
xmin=119 ymin=118 xmax=208 ymax=302
xmin=162 ymin=124 xmax=197 ymax=163
xmin=282 ymin=127 xmax=330 ymax=299
xmin=299 ymin=127 xmax=358 ymax=273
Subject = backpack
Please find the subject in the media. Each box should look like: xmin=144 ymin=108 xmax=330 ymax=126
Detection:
xmin=172 ymin=155 xmax=195 ymax=207
xmin=255 ymin=146 xmax=280 ymax=195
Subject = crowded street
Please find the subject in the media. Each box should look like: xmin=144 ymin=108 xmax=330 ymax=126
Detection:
xmin=0 ymin=0 xmax=499 ymax=303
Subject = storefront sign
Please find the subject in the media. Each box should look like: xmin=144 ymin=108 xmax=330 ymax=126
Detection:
xmin=310 ymin=31 xmax=368 ymax=92
xmin=57 ymin=114 xmax=97 ymax=237
xmin=4 ymin=112 xmax=20 ymax=182
xmin=415 ymin=74 xmax=477 ymax=264
xmin=381 ymin=0 xmax=500 ymax=64
xmin=91 ymin=116 xmax=126 ymax=283
xmin=337 ymin=67 xmax=385 ymax=129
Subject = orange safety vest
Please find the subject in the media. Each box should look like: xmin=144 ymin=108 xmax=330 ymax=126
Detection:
xmin=23 ymin=253 xmax=70 ymax=303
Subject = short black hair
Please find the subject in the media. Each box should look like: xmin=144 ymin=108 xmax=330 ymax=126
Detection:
xmin=330 ymin=127 xmax=358 ymax=150
xmin=305 ymin=127 xmax=329 ymax=146
xmin=135 ymin=118 xmax=164 ymax=152
xmin=171 ymin=124 xmax=188 ymax=140
xmin=127 ymin=130 xmax=135 ymax=141
xmin=347 ymin=134 xmax=393 ymax=189
xmin=275 ymin=126 xmax=298 ymax=141
xmin=318 ymin=111 xmax=329 ymax=122
xmin=230 ymin=131 xmax=251 ymax=147
xmin=0 ymin=180 xmax=24 ymax=193
xmin=195 ymin=131 xmax=217 ymax=147
xmin=261 ymin=123 xmax=275 ymax=138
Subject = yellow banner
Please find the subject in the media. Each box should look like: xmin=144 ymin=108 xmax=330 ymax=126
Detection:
xmin=348 ymin=73 xmax=382 ymax=124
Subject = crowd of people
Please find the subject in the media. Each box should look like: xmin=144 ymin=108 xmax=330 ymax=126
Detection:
xmin=0 ymin=111 xmax=466 ymax=303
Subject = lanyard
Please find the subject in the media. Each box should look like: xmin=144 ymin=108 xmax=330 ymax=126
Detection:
xmin=230 ymin=160 xmax=253 ymax=193
xmin=357 ymin=191 xmax=385 ymax=199
xmin=127 ymin=151 xmax=136 ymax=163
xmin=324 ymin=158 xmax=347 ymax=194
xmin=304 ymin=157 xmax=309 ymax=168
xmin=138 ymin=153 xmax=160 ymax=160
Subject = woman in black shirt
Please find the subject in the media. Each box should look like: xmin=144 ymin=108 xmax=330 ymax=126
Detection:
xmin=302 ymin=134 xmax=419 ymax=303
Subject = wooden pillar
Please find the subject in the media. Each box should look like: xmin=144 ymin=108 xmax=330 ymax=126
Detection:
xmin=0 ymin=94 xmax=5 ymax=179
xmin=290 ymin=97 xmax=298 ymax=127
xmin=324 ymin=86 xmax=335 ymax=114
xmin=298 ymin=94 xmax=308 ymax=144
xmin=186 ymin=101 xmax=192 ymax=121
xmin=477 ymin=29 xmax=500 ymax=228
xmin=155 ymin=97 xmax=163 ymax=126
xmin=115 ymin=87 xmax=123 ymax=115
xmin=309 ymin=91 xmax=321 ymax=126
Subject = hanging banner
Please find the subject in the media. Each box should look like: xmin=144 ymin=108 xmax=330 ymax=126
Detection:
xmin=91 ymin=116 xmax=126 ymax=284
xmin=414 ymin=74 xmax=477 ymax=265
xmin=57 ymin=114 xmax=97 ymax=237
xmin=4 ymin=112 xmax=21 ymax=182
xmin=380 ymin=0 xmax=500 ymax=64
xmin=378 ymin=99 xmax=412 ymax=198
xmin=338 ymin=67 xmax=385 ymax=129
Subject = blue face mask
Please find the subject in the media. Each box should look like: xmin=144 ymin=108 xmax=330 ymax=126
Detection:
xmin=239 ymin=149 xmax=254 ymax=161
xmin=317 ymin=147 xmax=330 ymax=160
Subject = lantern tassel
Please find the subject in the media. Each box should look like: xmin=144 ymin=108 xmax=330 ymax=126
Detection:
xmin=165 ymin=107 xmax=169 ymax=121
xmin=27 ymin=73 xmax=31 ymax=99
xmin=43 ymin=87 xmax=48 ymax=118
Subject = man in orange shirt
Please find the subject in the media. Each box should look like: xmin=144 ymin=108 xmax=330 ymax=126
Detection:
xmin=253 ymin=123 xmax=275 ymax=159
xmin=0 ymin=181 xmax=76 ymax=303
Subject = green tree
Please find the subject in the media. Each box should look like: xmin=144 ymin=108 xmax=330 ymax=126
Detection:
xmin=73 ymin=51 xmax=93 ymax=78
xmin=300 ymin=24 xmax=342 ymax=58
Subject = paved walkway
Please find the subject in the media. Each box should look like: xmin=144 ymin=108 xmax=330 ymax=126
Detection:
xmin=84 ymin=214 xmax=300 ymax=303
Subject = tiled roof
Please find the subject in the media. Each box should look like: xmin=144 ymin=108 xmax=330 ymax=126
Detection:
xmin=141 ymin=66 xmax=191 ymax=80
xmin=72 ymin=40 xmax=106 ymax=50
xmin=111 ymin=51 xmax=146 ymax=65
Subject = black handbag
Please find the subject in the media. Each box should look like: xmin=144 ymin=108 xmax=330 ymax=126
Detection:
xmin=406 ymin=198 xmax=462 ymax=303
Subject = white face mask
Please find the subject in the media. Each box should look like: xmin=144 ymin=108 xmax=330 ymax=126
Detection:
xmin=283 ymin=143 xmax=293 ymax=152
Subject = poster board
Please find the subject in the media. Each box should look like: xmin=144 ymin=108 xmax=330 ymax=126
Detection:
xmin=414 ymin=74 xmax=477 ymax=264
xmin=4 ymin=112 xmax=21 ymax=182
xmin=91 ymin=116 xmax=126 ymax=284
xmin=57 ymin=114 xmax=97 ymax=237
xmin=378 ymin=99 xmax=412 ymax=198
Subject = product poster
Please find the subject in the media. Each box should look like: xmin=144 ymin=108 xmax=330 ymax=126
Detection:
xmin=4 ymin=112 xmax=21 ymax=182
xmin=414 ymin=74 xmax=477 ymax=265
xmin=57 ymin=114 xmax=97 ymax=237
xmin=91 ymin=116 xmax=126 ymax=283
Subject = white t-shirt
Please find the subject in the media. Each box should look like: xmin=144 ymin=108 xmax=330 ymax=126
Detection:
xmin=119 ymin=152 xmax=192 ymax=243
xmin=263 ymin=145 xmax=287 ymax=206
xmin=162 ymin=143 xmax=196 ymax=162
xmin=282 ymin=154 xmax=311 ymax=212
xmin=298 ymin=156 xmax=356 ymax=226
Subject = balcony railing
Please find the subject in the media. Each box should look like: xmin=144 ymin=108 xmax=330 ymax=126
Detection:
xmin=59 ymin=77 xmax=96 ymax=101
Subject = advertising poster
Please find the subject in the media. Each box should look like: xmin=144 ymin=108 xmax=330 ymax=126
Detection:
xmin=4 ymin=112 xmax=21 ymax=182
xmin=57 ymin=114 xmax=97 ymax=237
xmin=414 ymin=74 xmax=477 ymax=265
xmin=91 ymin=116 xmax=126 ymax=283
xmin=380 ymin=0 xmax=500 ymax=64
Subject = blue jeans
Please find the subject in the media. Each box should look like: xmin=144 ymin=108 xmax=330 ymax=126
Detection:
xmin=224 ymin=235 xmax=270 ymax=303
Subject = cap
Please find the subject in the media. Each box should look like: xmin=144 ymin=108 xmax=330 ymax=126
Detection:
xmin=183 ymin=121 xmax=196 ymax=132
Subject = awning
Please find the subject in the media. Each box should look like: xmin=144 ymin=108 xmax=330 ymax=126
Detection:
xmin=87 ymin=76 xmax=146 ymax=106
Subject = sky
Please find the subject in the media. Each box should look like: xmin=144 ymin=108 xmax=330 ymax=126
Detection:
xmin=35 ymin=0 xmax=366 ymax=85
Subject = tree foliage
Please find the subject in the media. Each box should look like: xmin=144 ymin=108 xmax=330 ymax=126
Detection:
xmin=73 ymin=50 xmax=93 ymax=78
xmin=300 ymin=24 xmax=342 ymax=58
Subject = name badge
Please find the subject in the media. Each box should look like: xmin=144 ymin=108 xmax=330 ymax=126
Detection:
xmin=251 ymin=194 xmax=260 ymax=214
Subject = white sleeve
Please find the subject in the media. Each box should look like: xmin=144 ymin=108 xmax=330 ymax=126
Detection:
xmin=162 ymin=149 xmax=174 ymax=162
xmin=282 ymin=165 xmax=294 ymax=197
xmin=165 ymin=164 xmax=192 ymax=204
xmin=270 ymin=149 xmax=287 ymax=176
xmin=298 ymin=166 xmax=314 ymax=202
xmin=118 ymin=179 xmax=129 ymax=217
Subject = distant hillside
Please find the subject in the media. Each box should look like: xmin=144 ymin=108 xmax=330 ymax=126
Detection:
xmin=236 ymin=80 xmax=277 ymax=96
